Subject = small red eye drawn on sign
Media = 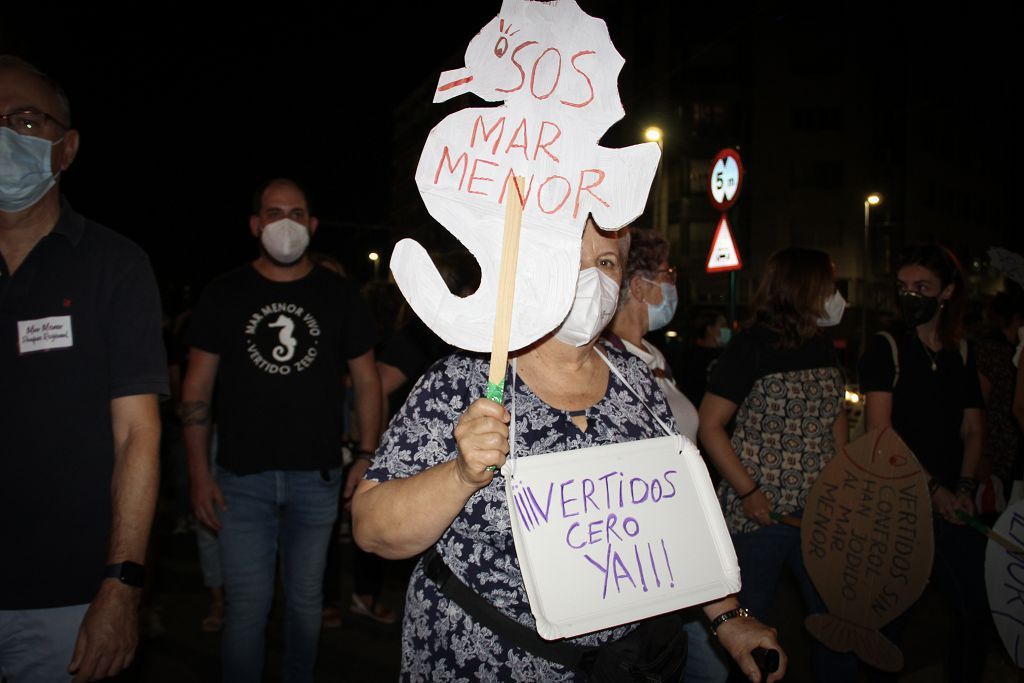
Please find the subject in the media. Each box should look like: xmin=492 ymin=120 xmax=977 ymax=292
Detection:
xmin=63 ymin=298 xmax=72 ymax=308
xmin=889 ymin=454 xmax=907 ymax=467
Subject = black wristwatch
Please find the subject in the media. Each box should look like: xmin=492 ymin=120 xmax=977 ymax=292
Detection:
xmin=104 ymin=561 xmax=146 ymax=588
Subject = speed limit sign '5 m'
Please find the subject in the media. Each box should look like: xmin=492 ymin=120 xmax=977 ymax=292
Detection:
xmin=707 ymin=148 xmax=743 ymax=211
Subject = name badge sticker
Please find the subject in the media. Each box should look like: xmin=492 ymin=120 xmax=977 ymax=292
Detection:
xmin=18 ymin=315 xmax=74 ymax=354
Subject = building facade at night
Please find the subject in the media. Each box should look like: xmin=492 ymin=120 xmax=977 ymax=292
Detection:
xmin=388 ymin=2 xmax=1015 ymax=361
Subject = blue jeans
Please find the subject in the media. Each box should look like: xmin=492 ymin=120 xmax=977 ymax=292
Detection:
xmin=681 ymin=608 xmax=729 ymax=682
xmin=732 ymin=520 xmax=859 ymax=683
xmin=198 ymin=429 xmax=222 ymax=589
xmin=217 ymin=467 xmax=342 ymax=683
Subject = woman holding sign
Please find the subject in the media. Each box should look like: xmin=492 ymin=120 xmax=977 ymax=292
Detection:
xmin=858 ymin=244 xmax=989 ymax=681
xmin=698 ymin=246 xmax=859 ymax=682
xmin=353 ymin=220 xmax=785 ymax=682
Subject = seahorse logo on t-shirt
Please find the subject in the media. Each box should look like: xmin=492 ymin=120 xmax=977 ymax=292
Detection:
xmin=243 ymin=302 xmax=321 ymax=375
xmin=268 ymin=314 xmax=297 ymax=362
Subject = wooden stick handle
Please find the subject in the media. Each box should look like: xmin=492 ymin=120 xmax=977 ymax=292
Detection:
xmin=956 ymin=510 xmax=1024 ymax=556
xmin=769 ymin=512 xmax=802 ymax=528
xmin=486 ymin=175 xmax=526 ymax=403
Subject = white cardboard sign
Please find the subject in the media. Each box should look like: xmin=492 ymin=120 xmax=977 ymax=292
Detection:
xmin=985 ymin=499 xmax=1024 ymax=668
xmin=505 ymin=434 xmax=741 ymax=639
xmin=390 ymin=0 xmax=661 ymax=352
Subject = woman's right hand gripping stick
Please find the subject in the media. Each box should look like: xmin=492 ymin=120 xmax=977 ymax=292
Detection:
xmin=453 ymin=398 xmax=510 ymax=489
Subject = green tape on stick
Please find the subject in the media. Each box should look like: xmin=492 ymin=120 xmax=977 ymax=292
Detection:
xmin=955 ymin=509 xmax=1024 ymax=556
xmin=486 ymin=380 xmax=505 ymax=404
xmin=955 ymin=509 xmax=988 ymax=534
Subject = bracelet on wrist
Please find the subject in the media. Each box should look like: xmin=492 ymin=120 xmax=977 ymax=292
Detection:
xmin=356 ymin=450 xmax=375 ymax=462
xmin=738 ymin=484 xmax=760 ymax=501
xmin=710 ymin=607 xmax=751 ymax=636
xmin=927 ymin=477 xmax=941 ymax=496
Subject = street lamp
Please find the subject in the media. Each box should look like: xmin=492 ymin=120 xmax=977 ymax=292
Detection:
xmin=644 ymin=126 xmax=666 ymax=234
xmin=861 ymin=193 xmax=882 ymax=350
xmin=368 ymin=251 xmax=380 ymax=280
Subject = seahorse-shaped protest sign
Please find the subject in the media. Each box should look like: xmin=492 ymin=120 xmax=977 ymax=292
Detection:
xmin=390 ymin=0 xmax=660 ymax=352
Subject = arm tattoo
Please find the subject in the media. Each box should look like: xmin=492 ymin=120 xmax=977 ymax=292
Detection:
xmin=181 ymin=400 xmax=211 ymax=427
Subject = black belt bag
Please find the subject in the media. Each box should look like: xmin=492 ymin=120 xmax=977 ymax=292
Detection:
xmin=422 ymin=549 xmax=687 ymax=682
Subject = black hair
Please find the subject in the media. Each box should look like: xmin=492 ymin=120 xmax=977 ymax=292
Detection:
xmin=251 ymin=178 xmax=313 ymax=215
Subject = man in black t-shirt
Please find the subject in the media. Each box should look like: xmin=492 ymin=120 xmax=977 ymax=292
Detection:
xmin=182 ymin=179 xmax=381 ymax=682
xmin=1 ymin=57 xmax=168 ymax=681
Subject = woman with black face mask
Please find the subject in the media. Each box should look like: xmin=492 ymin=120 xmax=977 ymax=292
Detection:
xmin=857 ymin=244 xmax=990 ymax=681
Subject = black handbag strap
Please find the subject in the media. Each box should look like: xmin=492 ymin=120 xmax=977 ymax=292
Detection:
xmin=421 ymin=548 xmax=595 ymax=670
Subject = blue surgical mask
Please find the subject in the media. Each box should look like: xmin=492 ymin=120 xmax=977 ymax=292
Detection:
xmin=717 ymin=326 xmax=732 ymax=347
xmin=0 ymin=127 xmax=61 ymax=213
xmin=643 ymin=279 xmax=678 ymax=331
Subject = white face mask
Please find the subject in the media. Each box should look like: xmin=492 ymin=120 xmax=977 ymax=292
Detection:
xmin=260 ymin=218 xmax=310 ymax=265
xmin=554 ymin=267 xmax=621 ymax=347
xmin=817 ymin=290 xmax=846 ymax=327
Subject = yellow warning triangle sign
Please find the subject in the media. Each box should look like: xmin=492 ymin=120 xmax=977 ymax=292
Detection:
xmin=705 ymin=214 xmax=742 ymax=273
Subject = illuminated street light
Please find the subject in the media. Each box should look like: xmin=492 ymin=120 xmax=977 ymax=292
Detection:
xmin=368 ymin=251 xmax=380 ymax=279
xmin=644 ymin=127 xmax=666 ymax=234
xmin=861 ymin=193 xmax=883 ymax=350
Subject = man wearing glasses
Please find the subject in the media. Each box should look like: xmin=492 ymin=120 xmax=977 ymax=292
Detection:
xmin=0 ymin=56 xmax=168 ymax=681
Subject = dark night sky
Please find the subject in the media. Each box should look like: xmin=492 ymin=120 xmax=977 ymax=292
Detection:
xmin=2 ymin=2 xmax=1018 ymax=302
xmin=3 ymin=2 xmax=499 ymax=293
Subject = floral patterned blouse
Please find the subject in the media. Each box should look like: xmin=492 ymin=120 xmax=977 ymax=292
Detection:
xmin=366 ymin=344 xmax=677 ymax=681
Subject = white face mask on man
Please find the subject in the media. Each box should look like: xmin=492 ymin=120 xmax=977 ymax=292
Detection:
xmin=260 ymin=218 xmax=310 ymax=265
xmin=553 ymin=267 xmax=621 ymax=347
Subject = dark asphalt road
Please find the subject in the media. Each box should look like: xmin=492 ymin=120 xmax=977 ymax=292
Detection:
xmin=118 ymin=498 xmax=1014 ymax=683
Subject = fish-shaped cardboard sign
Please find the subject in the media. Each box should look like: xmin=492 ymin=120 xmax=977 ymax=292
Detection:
xmin=390 ymin=0 xmax=660 ymax=352
xmin=984 ymin=499 xmax=1024 ymax=668
xmin=801 ymin=427 xmax=934 ymax=672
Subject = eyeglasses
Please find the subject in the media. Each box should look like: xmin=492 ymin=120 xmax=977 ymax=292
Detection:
xmin=650 ymin=266 xmax=677 ymax=284
xmin=0 ymin=109 xmax=69 ymax=138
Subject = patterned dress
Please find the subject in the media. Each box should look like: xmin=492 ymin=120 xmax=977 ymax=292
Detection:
xmin=366 ymin=345 xmax=677 ymax=681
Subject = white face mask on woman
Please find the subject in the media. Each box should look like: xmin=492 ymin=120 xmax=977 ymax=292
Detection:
xmin=817 ymin=290 xmax=846 ymax=327
xmin=260 ymin=218 xmax=310 ymax=265
xmin=553 ymin=267 xmax=621 ymax=347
